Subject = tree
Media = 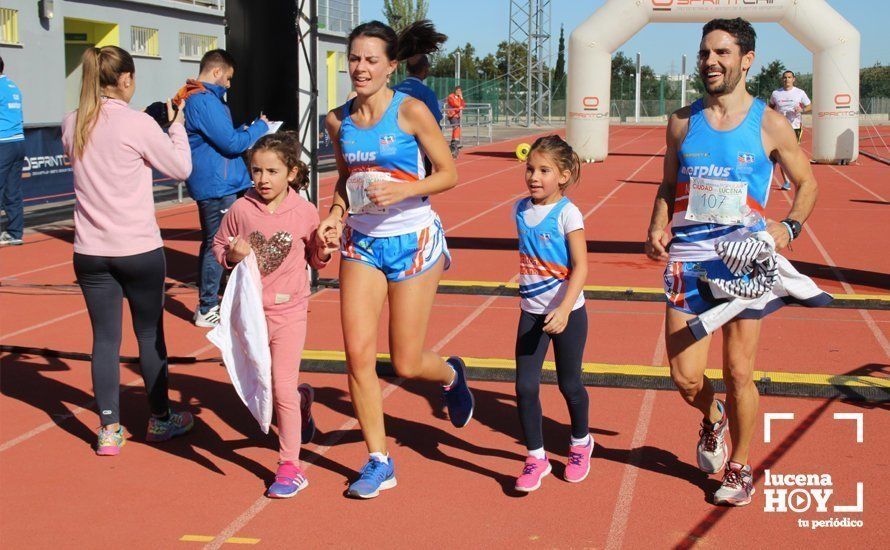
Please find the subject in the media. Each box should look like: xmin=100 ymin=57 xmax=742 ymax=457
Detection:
xmin=477 ymin=53 xmax=499 ymax=80
xmin=749 ymin=59 xmax=785 ymax=100
xmin=861 ymin=63 xmax=890 ymax=98
xmin=553 ymin=24 xmax=566 ymax=84
xmin=383 ymin=0 xmax=429 ymax=33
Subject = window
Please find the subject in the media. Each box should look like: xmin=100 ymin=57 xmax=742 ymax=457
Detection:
xmin=179 ymin=33 xmax=217 ymax=60
xmin=318 ymin=0 xmax=358 ymax=34
xmin=131 ymin=26 xmax=159 ymax=57
xmin=0 ymin=8 xmax=19 ymax=45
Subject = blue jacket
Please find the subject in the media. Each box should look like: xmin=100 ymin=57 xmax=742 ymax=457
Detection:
xmin=393 ymin=77 xmax=442 ymax=124
xmin=183 ymin=82 xmax=268 ymax=200
xmin=0 ymin=75 xmax=24 ymax=143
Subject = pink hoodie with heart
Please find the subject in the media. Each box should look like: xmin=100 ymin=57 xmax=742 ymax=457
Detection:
xmin=212 ymin=187 xmax=328 ymax=313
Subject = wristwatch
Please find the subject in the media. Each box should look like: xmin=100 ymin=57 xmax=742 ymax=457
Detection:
xmin=781 ymin=218 xmax=802 ymax=240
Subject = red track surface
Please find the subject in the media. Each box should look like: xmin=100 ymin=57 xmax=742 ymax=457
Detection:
xmin=1 ymin=127 xmax=887 ymax=548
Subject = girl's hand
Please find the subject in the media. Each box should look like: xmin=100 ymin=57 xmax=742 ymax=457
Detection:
xmin=367 ymin=180 xmax=410 ymax=207
xmin=317 ymin=216 xmax=343 ymax=251
xmin=315 ymin=228 xmax=338 ymax=257
xmin=226 ymin=236 xmax=251 ymax=263
xmin=543 ymin=306 xmax=570 ymax=335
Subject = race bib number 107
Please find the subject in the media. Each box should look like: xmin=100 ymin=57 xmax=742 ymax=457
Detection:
xmin=685 ymin=177 xmax=747 ymax=225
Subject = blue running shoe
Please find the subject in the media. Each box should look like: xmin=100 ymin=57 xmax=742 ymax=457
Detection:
xmin=443 ymin=356 xmax=474 ymax=428
xmin=267 ymin=461 xmax=309 ymax=499
xmin=347 ymin=457 xmax=397 ymax=499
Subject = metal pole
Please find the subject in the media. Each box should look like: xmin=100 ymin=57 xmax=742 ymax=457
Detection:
xmin=681 ymin=54 xmax=687 ymax=107
xmin=455 ymin=50 xmax=461 ymax=85
xmin=526 ymin=0 xmax=533 ymax=127
xmin=506 ymin=0 xmax=513 ymax=126
xmin=635 ymin=52 xmax=641 ymax=123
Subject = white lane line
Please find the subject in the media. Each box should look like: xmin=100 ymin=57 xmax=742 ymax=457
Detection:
xmin=584 ymin=146 xmax=667 ymax=220
xmin=0 ymin=308 xmax=88 ymax=341
xmin=0 ymin=343 xmax=218 ymax=453
xmin=604 ymin=321 xmax=664 ymax=550
xmin=776 ymin=192 xmax=890 ymax=358
xmin=1 ymin=228 xmax=202 ymax=281
xmin=205 ymin=282 xmax=511 ymax=550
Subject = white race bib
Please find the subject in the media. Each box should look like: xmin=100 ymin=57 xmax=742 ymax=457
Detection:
xmin=685 ymin=176 xmax=748 ymax=225
xmin=346 ymin=171 xmax=390 ymax=215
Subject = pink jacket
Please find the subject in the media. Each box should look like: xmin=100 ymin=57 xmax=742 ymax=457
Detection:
xmin=212 ymin=187 xmax=328 ymax=312
xmin=61 ymin=98 xmax=192 ymax=256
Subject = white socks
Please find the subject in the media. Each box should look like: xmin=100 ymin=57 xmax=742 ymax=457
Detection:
xmin=528 ymin=447 xmax=546 ymax=460
xmin=529 ymin=434 xmax=591 ymax=458
xmin=370 ymin=452 xmax=389 ymax=464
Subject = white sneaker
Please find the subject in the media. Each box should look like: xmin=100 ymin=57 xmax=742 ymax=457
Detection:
xmin=714 ymin=462 xmax=755 ymax=506
xmin=697 ymin=400 xmax=728 ymax=474
xmin=194 ymin=305 xmax=220 ymax=327
xmin=0 ymin=231 xmax=23 ymax=246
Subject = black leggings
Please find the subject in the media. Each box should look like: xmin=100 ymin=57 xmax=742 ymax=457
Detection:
xmin=515 ymin=307 xmax=589 ymax=450
xmin=74 ymin=248 xmax=169 ymax=425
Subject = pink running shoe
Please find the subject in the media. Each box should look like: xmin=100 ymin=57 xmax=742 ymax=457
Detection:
xmin=565 ymin=437 xmax=595 ymax=483
xmin=514 ymin=456 xmax=551 ymax=492
xmin=96 ymin=426 xmax=125 ymax=456
xmin=267 ymin=461 xmax=309 ymax=499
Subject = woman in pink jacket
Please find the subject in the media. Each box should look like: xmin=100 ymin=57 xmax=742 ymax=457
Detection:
xmin=61 ymin=46 xmax=194 ymax=456
xmin=212 ymin=132 xmax=335 ymax=498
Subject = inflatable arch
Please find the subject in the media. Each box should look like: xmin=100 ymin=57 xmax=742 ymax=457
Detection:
xmin=566 ymin=0 xmax=859 ymax=163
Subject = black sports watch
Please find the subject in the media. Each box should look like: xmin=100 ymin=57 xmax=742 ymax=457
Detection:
xmin=781 ymin=218 xmax=802 ymax=240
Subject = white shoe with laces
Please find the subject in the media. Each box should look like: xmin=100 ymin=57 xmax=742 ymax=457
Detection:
xmin=194 ymin=305 xmax=221 ymax=327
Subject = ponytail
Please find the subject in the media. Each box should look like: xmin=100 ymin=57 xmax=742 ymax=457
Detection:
xmin=348 ymin=19 xmax=446 ymax=63
xmin=396 ymin=20 xmax=447 ymax=61
xmin=73 ymin=45 xmax=136 ymax=158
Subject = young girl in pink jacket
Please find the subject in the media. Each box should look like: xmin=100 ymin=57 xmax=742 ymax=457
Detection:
xmin=212 ymin=132 xmax=335 ymax=498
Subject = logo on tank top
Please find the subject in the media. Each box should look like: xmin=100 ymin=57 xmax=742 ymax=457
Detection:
xmin=680 ymin=164 xmax=732 ymax=178
xmin=736 ymin=152 xmax=756 ymax=175
xmin=344 ymin=150 xmax=377 ymax=163
xmin=379 ymin=134 xmax=398 ymax=157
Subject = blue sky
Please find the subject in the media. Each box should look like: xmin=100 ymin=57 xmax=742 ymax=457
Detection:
xmin=360 ymin=0 xmax=888 ymax=75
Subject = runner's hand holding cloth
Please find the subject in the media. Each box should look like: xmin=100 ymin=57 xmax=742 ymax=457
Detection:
xmin=207 ymin=251 xmax=273 ymax=433
xmin=686 ymin=232 xmax=833 ymax=340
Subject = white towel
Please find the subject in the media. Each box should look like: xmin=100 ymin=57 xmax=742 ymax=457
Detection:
xmin=687 ymin=233 xmax=833 ymax=340
xmin=206 ymin=252 xmax=273 ymax=433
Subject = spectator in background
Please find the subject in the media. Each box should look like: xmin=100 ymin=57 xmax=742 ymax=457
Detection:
xmin=394 ymin=53 xmax=444 ymax=175
xmin=174 ymin=49 xmax=269 ymax=327
xmin=769 ymin=70 xmax=811 ymax=191
xmin=445 ymin=85 xmax=466 ymax=158
xmin=0 ymin=55 xmax=25 ymax=246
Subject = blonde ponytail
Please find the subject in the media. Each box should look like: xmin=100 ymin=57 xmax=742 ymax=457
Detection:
xmin=73 ymin=45 xmax=136 ymax=158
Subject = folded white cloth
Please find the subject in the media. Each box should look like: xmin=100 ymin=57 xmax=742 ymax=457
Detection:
xmin=712 ymin=232 xmax=778 ymax=298
xmin=207 ymin=252 xmax=273 ymax=433
xmin=687 ymin=232 xmax=833 ymax=340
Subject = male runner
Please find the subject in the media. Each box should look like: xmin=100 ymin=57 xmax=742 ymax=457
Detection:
xmin=769 ymin=70 xmax=811 ymax=190
xmin=645 ymin=18 xmax=818 ymax=506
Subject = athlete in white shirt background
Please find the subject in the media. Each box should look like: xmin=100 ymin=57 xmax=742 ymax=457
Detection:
xmin=769 ymin=71 xmax=812 ymax=190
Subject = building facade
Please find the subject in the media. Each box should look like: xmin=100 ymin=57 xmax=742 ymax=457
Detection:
xmin=1 ymin=0 xmax=228 ymax=124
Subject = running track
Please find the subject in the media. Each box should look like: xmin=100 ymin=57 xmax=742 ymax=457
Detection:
xmin=1 ymin=127 xmax=887 ymax=548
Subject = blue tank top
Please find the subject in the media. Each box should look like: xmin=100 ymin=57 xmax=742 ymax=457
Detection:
xmin=339 ymin=91 xmax=433 ymax=237
xmin=516 ymin=197 xmax=576 ymax=313
xmin=670 ymin=98 xmax=774 ymax=261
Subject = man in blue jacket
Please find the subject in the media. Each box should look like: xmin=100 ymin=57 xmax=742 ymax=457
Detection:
xmin=0 ymin=56 xmax=25 ymax=246
xmin=393 ymin=54 xmax=441 ymax=176
xmin=176 ymin=49 xmax=268 ymax=326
